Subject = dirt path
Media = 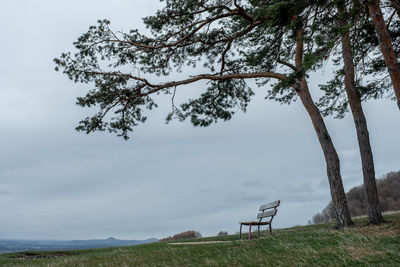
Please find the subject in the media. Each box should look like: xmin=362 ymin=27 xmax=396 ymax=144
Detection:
xmin=169 ymin=241 xmax=233 ymax=245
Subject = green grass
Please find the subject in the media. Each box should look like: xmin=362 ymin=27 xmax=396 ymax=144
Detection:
xmin=1 ymin=212 xmax=400 ymax=266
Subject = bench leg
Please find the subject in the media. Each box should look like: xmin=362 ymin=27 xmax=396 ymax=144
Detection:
xmin=249 ymin=224 xmax=252 ymax=240
xmin=258 ymin=225 xmax=260 ymax=237
xmin=239 ymin=224 xmax=242 ymax=239
xmin=269 ymin=224 xmax=272 ymax=234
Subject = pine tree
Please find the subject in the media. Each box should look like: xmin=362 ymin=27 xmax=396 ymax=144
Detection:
xmin=316 ymin=0 xmax=400 ymax=224
xmin=336 ymin=0 xmax=384 ymax=224
xmin=54 ymin=0 xmax=353 ymax=228
xmin=367 ymin=0 xmax=400 ymax=109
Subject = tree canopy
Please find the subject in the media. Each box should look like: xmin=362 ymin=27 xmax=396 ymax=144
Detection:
xmin=316 ymin=0 xmax=400 ymax=118
xmin=54 ymin=0 xmax=335 ymax=139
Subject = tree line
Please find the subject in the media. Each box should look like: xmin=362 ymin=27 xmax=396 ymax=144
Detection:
xmin=311 ymin=170 xmax=400 ymax=224
xmin=55 ymin=0 xmax=400 ymax=229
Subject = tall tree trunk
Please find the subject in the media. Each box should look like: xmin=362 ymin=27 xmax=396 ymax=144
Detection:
xmin=368 ymin=0 xmax=400 ymax=110
xmin=293 ymin=23 xmax=353 ymax=228
xmin=338 ymin=3 xmax=385 ymax=224
xmin=296 ymin=80 xmax=354 ymax=228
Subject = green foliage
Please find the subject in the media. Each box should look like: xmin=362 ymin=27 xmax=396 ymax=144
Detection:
xmin=173 ymin=79 xmax=254 ymax=126
xmin=54 ymin=0 xmax=337 ymax=139
xmin=315 ymin=0 xmax=400 ymax=118
xmin=54 ymin=0 xmax=400 ymax=137
xmin=317 ymin=70 xmax=350 ymax=119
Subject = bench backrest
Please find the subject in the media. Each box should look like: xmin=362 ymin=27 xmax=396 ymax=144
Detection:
xmin=257 ymin=200 xmax=280 ymax=221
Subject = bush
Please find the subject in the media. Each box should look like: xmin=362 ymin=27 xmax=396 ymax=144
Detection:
xmin=218 ymin=231 xmax=228 ymax=236
xmin=160 ymin=230 xmax=202 ymax=242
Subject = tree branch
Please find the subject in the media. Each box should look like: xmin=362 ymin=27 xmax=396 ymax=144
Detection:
xmin=277 ymin=59 xmax=297 ymax=71
xmin=82 ymin=70 xmax=287 ymax=98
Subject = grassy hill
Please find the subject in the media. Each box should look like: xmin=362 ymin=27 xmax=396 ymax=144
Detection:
xmin=1 ymin=212 xmax=400 ymax=266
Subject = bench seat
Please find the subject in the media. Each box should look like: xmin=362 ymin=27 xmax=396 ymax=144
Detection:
xmin=238 ymin=221 xmax=271 ymax=226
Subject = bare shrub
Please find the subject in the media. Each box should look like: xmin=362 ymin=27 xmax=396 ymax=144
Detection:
xmin=218 ymin=231 xmax=228 ymax=236
xmin=160 ymin=230 xmax=202 ymax=242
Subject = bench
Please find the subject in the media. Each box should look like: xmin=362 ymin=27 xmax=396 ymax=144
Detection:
xmin=239 ymin=200 xmax=280 ymax=240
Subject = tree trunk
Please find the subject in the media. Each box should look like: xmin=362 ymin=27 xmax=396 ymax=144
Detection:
xmin=338 ymin=4 xmax=385 ymax=224
xmin=293 ymin=23 xmax=353 ymax=228
xmin=296 ymin=79 xmax=354 ymax=228
xmin=368 ymin=0 xmax=400 ymax=110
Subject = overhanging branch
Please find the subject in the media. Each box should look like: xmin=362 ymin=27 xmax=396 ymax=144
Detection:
xmin=83 ymin=70 xmax=287 ymax=98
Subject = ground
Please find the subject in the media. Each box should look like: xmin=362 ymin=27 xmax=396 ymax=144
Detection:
xmin=1 ymin=212 xmax=399 ymax=266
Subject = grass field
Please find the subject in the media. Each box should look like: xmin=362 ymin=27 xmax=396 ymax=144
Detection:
xmin=1 ymin=212 xmax=399 ymax=266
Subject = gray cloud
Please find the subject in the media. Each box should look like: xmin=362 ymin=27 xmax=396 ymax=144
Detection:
xmin=0 ymin=190 xmax=12 ymax=195
xmin=241 ymin=180 xmax=265 ymax=188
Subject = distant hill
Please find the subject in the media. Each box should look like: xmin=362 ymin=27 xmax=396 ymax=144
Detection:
xmin=311 ymin=170 xmax=400 ymax=224
xmin=0 ymin=237 xmax=158 ymax=254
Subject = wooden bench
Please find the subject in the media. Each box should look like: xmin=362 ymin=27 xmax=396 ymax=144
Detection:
xmin=239 ymin=200 xmax=280 ymax=240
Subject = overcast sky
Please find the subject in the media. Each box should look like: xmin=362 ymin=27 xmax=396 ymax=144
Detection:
xmin=0 ymin=0 xmax=399 ymax=240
